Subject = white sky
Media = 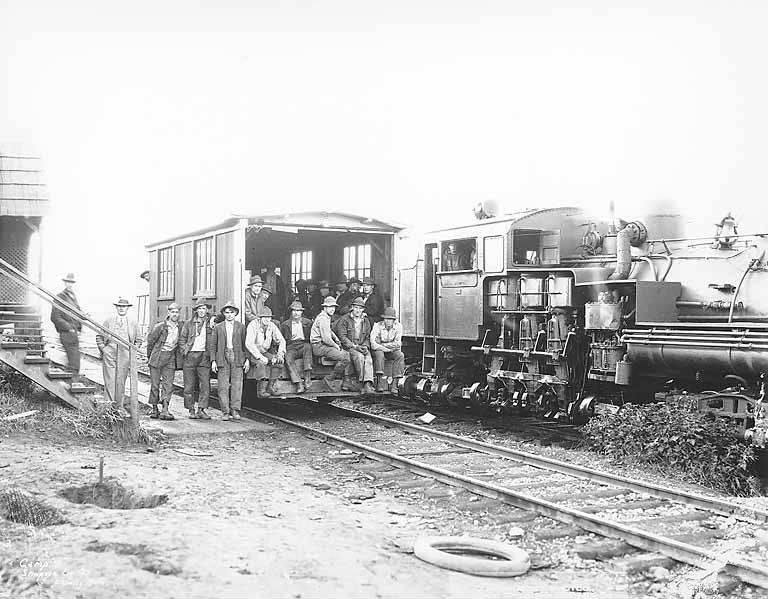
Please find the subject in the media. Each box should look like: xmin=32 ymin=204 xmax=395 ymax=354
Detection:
xmin=2 ymin=0 xmax=766 ymax=318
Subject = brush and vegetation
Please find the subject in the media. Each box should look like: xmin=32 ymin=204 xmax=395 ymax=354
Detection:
xmin=581 ymin=401 xmax=761 ymax=496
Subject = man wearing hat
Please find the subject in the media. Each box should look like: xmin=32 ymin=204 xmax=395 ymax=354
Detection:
xmin=50 ymin=273 xmax=83 ymax=382
xmin=95 ymin=297 xmax=141 ymax=415
xmin=146 ymin=303 xmax=184 ymax=420
xmin=263 ymin=261 xmax=286 ymax=320
xmin=245 ymin=306 xmax=286 ymax=396
xmin=370 ymin=307 xmax=405 ymax=393
xmin=260 ymin=282 xmax=281 ymax=321
xmin=244 ymin=275 xmax=265 ymax=324
xmin=360 ymin=276 xmax=384 ymax=324
xmin=179 ymin=299 xmax=215 ymax=419
xmin=310 ymin=296 xmax=352 ymax=390
xmin=210 ymin=300 xmax=250 ymax=420
xmin=280 ymin=300 xmax=313 ymax=393
xmin=336 ymin=277 xmax=361 ymax=317
xmin=335 ymin=297 xmax=375 ymax=394
xmin=308 ymin=280 xmax=331 ymax=319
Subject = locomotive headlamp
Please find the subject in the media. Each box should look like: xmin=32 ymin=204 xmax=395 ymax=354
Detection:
xmin=714 ymin=213 xmax=738 ymax=248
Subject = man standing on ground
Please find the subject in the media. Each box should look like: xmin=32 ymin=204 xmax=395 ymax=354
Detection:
xmin=146 ymin=303 xmax=184 ymax=420
xmin=96 ymin=297 xmax=140 ymax=416
xmin=335 ymin=297 xmax=375 ymax=394
xmin=280 ymin=300 xmax=313 ymax=393
xmin=245 ymin=306 xmax=286 ymax=397
xmin=370 ymin=307 xmax=405 ymax=394
xmin=310 ymin=296 xmax=351 ymax=391
xmin=50 ymin=273 xmax=83 ymax=384
xmin=179 ymin=300 xmax=214 ymax=420
xmin=211 ymin=300 xmax=249 ymax=421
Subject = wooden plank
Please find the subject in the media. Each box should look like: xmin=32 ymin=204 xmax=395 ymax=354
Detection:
xmin=0 ymin=347 xmax=86 ymax=409
xmin=1 ymin=410 xmax=38 ymax=421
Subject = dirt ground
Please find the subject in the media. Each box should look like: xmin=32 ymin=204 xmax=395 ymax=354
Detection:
xmin=0 ymin=416 xmax=645 ymax=599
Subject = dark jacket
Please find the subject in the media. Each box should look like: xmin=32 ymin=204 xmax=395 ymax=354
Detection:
xmin=146 ymin=318 xmax=184 ymax=369
xmin=179 ymin=316 xmax=215 ymax=366
xmin=362 ymin=290 xmax=385 ymax=323
xmin=279 ymin=317 xmax=313 ymax=347
xmin=335 ymin=313 xmax=372 ymax=353
xmin=50 ymin=289 xmax=82 ymax=333
xmin=336 ymin=289 xmax=360 ymax=316
xmin=210 ymin=320 xmax=248 ymax=368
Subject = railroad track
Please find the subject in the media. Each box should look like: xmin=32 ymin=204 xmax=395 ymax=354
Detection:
xmin=55 ymin=342 xmax=768 ymax=589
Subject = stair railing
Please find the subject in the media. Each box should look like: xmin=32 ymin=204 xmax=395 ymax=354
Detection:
xmin=0 ymin=256 xmax=141 ymax=428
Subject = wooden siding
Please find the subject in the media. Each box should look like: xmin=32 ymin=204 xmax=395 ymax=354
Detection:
xmin=215 ymin=231 xmax=235 ymax=311
xmin=0 ymin=150 xmax=48 ymax=217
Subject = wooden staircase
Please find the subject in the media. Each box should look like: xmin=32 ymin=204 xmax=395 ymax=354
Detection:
xmin=0 ymin=303 xmax=95 ymax=408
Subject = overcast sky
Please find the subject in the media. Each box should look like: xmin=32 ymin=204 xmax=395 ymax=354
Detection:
xmin=2 ymin=0 xmax=766 ymax=317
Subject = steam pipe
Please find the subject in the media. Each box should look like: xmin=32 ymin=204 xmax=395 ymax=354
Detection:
xmin=638 ymin=257 xmax=658 ymax=281
xmin=609 ymin=227 xmax=632 ymax=280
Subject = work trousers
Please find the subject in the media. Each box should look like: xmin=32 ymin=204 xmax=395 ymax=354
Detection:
xmin=285 ymin=341 xmax=312 ymax=383
xmin=348 ymin=349 xmax=374 ymax=382
xmin=311 ymin=343 xmax=350 ymax=376
xmin=182 ymin=351 xmax=210 ymax=410
xmin=372 ymin=349 xmax=405 ymax=378
xmin=60 ymin=330 xmax=80 ymax=375
xmin=249 ymin=351 xmax=280 ymax=380
xmin=102 ymin=344 xmax=129 ymax=408
xmin=149 ymin=350 xmax=175 ymax=406
xmin=218 ymin=349 xmax=243 ymax=414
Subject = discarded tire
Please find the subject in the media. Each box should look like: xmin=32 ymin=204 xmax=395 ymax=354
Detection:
xmin=413 ymin=536 xmax=530 ymax=577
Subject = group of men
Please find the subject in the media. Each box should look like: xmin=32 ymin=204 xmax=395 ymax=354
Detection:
xmin=50 ymin=269 xmax=405 ymax=422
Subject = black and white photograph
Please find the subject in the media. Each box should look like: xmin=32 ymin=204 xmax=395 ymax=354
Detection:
xmin=1 ymin=1 xmax=768 ymax=597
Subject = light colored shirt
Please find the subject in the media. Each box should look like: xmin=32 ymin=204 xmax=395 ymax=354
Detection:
xmin=161 ymin=322 xmax=179 ymax=351
xmin=370 ymin=321 xmax=402 ymax=352
xmin=291 ymin=320 xmax=304 ymax=341
xmin=190 ymin=319 xmax=207 ymax=352
xmin=310 ymin=311 xmax=340 ymax=347
xmin=225 ymin=320 xmax=234 ymax=349
xmin=245 ymin=319 xmax=286 ymax=360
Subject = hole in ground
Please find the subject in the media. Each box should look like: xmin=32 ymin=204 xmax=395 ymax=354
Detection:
xmin=60 ymin=480 xmax=168 ymax=510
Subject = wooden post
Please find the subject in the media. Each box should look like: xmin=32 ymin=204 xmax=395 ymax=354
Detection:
xmin=129 ymin=344 xmax=139 ymax=430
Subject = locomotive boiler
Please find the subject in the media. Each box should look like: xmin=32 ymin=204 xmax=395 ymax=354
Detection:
xmin=395 ymin=206 xmax=768 ymax=448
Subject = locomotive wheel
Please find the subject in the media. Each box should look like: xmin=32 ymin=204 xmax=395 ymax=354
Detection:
xmin=413 ymin=536 xmax=530 ymax=577
xmin=399 ymin=375 xmax=420 ymax=399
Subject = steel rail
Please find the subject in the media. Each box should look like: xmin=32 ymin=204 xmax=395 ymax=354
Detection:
xmin=247 ymin=406 xmax=768 ymax=589
xmin=288 ymin=398 xmax=768 ymax=524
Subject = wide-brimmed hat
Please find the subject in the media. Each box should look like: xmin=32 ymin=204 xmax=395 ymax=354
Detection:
xmin=249 ymin=275 xmax=263 ymax=285
xmin=167 ymin=302 xmax=181 ymax=311
xmin=382 ymin=307 xmax=397 ymax=320
xmin=351 ymin=297 xmax=366 ymax=308
xmin=256 ymin=306 xmax=273 ymax=318
xmin=321 ymin=296 xmax=338 ymax=308
xmin=261 ymin=284 xmax=273 ymax=294
xmin=193 ymin=299 xmax=211 ymax=310
xmin=62 ymin=273 xmax=76 ymax=283
xmin=361 ymin=276 xmax=375 ymax=286
xmin=288 ymin=300 xmax=305 ymax=311
xmin=318 ymin=280 xmax=330 ymax=289
xmin=335 ymin=278 xmax=348 ymax=286
xmin=220 ymin=300 xmax=239 ymax=315
xmin=113 ymin=297 xmax=133 ymax=307
xmin=348 ymin=277 xmax=362 ymax=286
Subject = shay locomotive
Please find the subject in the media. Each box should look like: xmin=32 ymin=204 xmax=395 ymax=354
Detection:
xmin=394 ymin=205 xmax=768 ymax=448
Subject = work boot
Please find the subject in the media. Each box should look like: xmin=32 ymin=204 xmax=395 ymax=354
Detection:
xmin=159 ymin=409 xmax=175 ymax=421
xmin=221 ymin=413 xmax=232 ymax=421
xmin=232 ymin=410 xmax=241 ymax=421
xmin=361 ymin=381 xmax=375 ymax=395
xmin=341 ymin=376 xmax=356 ymax=392
xmin=295 ymin=381 xmax=306 ymax=394
xmin=390 ymin=377 xmax=400 ymax=395
xmin=375 ymin=375 xmax=387 ymax=393
xmin=322 ymin=375 xmax=336 ymax=391
xmin=197 ymin=408 xmax=211 ymax=420
xmin=150 ymin=405 xmax=160 ymax=419
xmin=188 ymin=408 xmax=198 ymax=419
xmin=257 ymin=379 xmax=269 ymax=397
xmin=267 ymin=379 xmax=280 ymax=396
xmin=303 ymin=372 xmax=312 ymax=391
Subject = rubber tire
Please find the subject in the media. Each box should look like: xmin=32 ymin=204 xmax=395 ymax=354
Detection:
xmin=413 ymin=536 xmax=530 ymax=577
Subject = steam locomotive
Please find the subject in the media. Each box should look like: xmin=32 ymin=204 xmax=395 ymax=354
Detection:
xmin=394 ymin=205 xmax=768 ymax=448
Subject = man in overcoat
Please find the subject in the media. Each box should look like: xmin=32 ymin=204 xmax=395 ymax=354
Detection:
xmin=335 ymin=297 xmax=375 ymax=394
xmin=146 ymin=302 xmax=184 ymax=420
xmin=279 ymin=300 xmax=313 ymax=393
xmin=360 ymin=276 xmax=384 ymax=325
xmin=95 ymin=297 xmax=141 ymax=416
xmin=50 ymin=273 xmax=83 ymax=383
xmin=179 ymin=300 xmax=215 ymax=419
xmin=211 ymin=300 xmax=250 ymax=421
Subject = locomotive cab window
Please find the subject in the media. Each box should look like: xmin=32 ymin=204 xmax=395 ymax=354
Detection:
xmin=512 ymin=228 xmax=560 ymax=265
xmin=441 ymin=238 xmax=476 ymax=272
